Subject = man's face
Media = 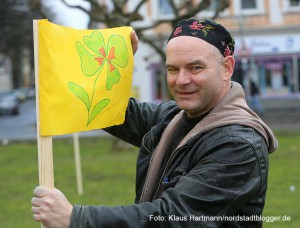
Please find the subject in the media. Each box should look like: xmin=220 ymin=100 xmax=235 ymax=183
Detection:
xmin=166 ymin=36 xmax=228 ymax=118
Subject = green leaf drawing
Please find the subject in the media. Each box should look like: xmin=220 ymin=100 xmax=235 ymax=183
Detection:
xmin=67 ymin=82 xmax=90 ymax=111
xmin=88 ymin=99 xmax=110 ymax=125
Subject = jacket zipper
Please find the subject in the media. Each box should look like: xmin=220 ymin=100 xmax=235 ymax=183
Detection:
xmin=138 ymin=134 xmax=164 ymax=203
xmin=153 ymin=144 xmax=188 ymax=199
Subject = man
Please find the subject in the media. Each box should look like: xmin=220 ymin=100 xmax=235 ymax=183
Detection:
xmin=31 ymin=19 xmax=278 ymax=227
xmin=247 ymin=70 xmax=264 ymax=116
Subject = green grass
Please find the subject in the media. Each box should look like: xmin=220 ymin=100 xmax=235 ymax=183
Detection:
xmin=263 ymin=131 xmax=300 ymax=228
xmin=0 ymin=137 xmax=138 ymax=228
xmin=0 ymin=132 xmax=299 ymax=227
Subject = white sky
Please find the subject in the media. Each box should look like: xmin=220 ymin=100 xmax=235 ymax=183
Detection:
xmin=43 ymin=0 xmax=90 ymax=29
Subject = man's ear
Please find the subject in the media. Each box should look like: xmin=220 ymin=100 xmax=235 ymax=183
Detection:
xmin=223 ymin=56 xmax=235 ymax=80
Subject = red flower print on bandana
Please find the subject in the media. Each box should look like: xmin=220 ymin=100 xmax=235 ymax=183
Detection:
xmin=224 ymin=46 xmax=231 ymax=57
xmin=189 ymin=21 xmax=204 ymax=30
xmin=173 ymin=26 xmax=182 ymax=36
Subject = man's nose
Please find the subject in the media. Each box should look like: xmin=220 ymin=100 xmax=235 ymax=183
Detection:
xmin=176 ymin=70 xmax=191 ymax=85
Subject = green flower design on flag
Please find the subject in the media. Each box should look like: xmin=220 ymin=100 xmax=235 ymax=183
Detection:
xmin=67 ymin=31 xmax=129 ymax=126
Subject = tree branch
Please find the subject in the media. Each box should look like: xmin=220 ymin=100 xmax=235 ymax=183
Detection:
xmin=139 ymin=34 xmax=166 ymax=61
xmin=211 ymin=0 xmax=230 ymax=19
xmin=60 ymin=0 xmax=91 ymax=15
xmin=134 ymin=0 xmax=211 ymax=32
xmin=30 ymin=0 xmax=230 ymax=99
xmin=132 ymin=0 xmax=147 ymax=13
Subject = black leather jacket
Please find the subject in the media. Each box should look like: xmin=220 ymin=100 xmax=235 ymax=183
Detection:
xmin=71 ymin=83 xmax=277 ymax=228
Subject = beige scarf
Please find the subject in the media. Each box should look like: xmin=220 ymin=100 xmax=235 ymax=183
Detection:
xmin=140 ymin=82 xmax=278 ymax=202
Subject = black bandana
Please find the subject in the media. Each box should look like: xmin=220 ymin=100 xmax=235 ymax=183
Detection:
xmin=167 ymin=18 xmax=235 ymax=57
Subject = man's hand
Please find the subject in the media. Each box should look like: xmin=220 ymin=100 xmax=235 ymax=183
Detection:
xmin=31 ymin=186 xmax=73 ymax=228
xmin=131 ymin=30 xmax=139 ymax=55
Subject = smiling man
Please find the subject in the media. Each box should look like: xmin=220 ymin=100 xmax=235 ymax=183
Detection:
xmin=32 ymin=19 xmax=278 ymax=228
xmin=166 ymin=37 xmax=233 ymax=118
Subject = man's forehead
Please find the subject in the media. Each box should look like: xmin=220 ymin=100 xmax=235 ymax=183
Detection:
xmin=166 ymin=36 xmax=214 ymax=54
xmin=166 ymin=46 xmax=215 ymax=67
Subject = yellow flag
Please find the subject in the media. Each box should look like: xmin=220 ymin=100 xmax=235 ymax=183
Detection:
xmin=36 ymin=20 xmax=134 ymax=136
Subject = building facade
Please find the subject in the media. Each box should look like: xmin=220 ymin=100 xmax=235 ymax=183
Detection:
xmin=220 ymin=0 xmax=300 ymax=97
xmin=129 ymin=0 xmax=300 ymax=102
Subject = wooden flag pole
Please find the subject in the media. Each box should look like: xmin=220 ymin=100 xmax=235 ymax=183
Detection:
xmin=36 ymin=136 xmax=54 ymax=188
xmin=73 ymin=133 xmax=83 ymax=195
xmin=33 ymin=20 xmax=54 ymax=228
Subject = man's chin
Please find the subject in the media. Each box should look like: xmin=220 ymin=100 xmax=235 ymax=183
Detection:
xmin=176 ymin=102 xmax=195 ymax=111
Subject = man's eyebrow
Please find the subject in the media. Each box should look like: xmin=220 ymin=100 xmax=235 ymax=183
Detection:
xmin=165 ymin=60 xmax=205 ymax=68
xmin=186 ymin=60 xmax=205 ymax=66
xmin=165 ymin=63 xmax=177 ymax=68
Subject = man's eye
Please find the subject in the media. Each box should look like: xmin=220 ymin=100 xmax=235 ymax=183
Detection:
xmin=167 ymin=68 xmax=178 ymax=74
xmin=190 ymin=66 xmax=202 ymax=70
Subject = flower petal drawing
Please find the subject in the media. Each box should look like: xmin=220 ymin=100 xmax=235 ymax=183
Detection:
xmin=83 ymin=31 xmax=106 ymax=55
xmin=106 ymin=65 xmax=121 ymax=90
xmin=105 ymin=35 xmax=128 ymax=90
xmin=107 ymin=35 xmax=128 ymax=67
xmin=76 ymin=42 xmax=102 ymax=76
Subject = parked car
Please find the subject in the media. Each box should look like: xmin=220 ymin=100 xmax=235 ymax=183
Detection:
xmin=0 ymin=92 xmax=20 ymax=115
xmin=14 ymin=87 xmax=36 ymax=102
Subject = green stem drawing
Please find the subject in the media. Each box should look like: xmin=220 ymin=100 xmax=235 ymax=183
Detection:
xmin=90 ymin=59 xmax=107 ymax=111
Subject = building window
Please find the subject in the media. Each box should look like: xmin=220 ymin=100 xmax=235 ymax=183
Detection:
xmin=197 ymin=0 xmax=229 ymax=18
xmin=154 ymin=0 xmax=178 ymax=19
xmin=290 ymin=0 xmax=300 ymax=7
xmin=158 ymin=0 xmax=173 ymax=15
xmin=234 ymin=0 xmax=264 ymax=15
xmin=153 ymin=0 xmax=183 ymax=19
xmin=150 ymin=63 xmax=163 ymax=102
xmin=284 ymin=0 xmax=300 ymax=11
xmin=241 ymin=0 xmax=257 ymax=9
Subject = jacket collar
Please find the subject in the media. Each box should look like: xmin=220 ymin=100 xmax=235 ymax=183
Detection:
xmin=175 ymin=82 xmax=278 ymax=153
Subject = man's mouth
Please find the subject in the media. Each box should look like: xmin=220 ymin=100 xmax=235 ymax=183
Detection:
xmin=179 ymin=92 xmax=194 ymax=94
xmin=176 ymin=91 xmax=196 ymax=96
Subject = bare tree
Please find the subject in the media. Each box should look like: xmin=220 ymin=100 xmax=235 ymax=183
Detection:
xmin=55 ymin=0 xmax=230 ymax=60
xmin=52 ymin=0 xmax=230 ymax=102
xmin=30 ymin=0 xmax=229 ymax=97
xmin=0 ymin=0 xmax=43 ymax=89
xmin=29 ymin=0 xmax=230 ymax=149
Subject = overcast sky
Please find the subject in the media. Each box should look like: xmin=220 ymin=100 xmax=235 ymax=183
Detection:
xmin=43 ymin=0 xmax=90 ymax=29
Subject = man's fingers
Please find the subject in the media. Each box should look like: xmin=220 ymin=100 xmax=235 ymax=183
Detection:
xmin=33 ymin=213 xmax=42 ymax=222
xmin=32 ymin=205 xmax=42 ymax=222
xmin=31 ymin=206 xmax=40 ymax=214
xmin=33 ymin=186 xmax=49 ymax=197
xmin=130 ymin=30 xmax=138 ymax=55
xmin=31 ymin=197 xmax=42 ymax=206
